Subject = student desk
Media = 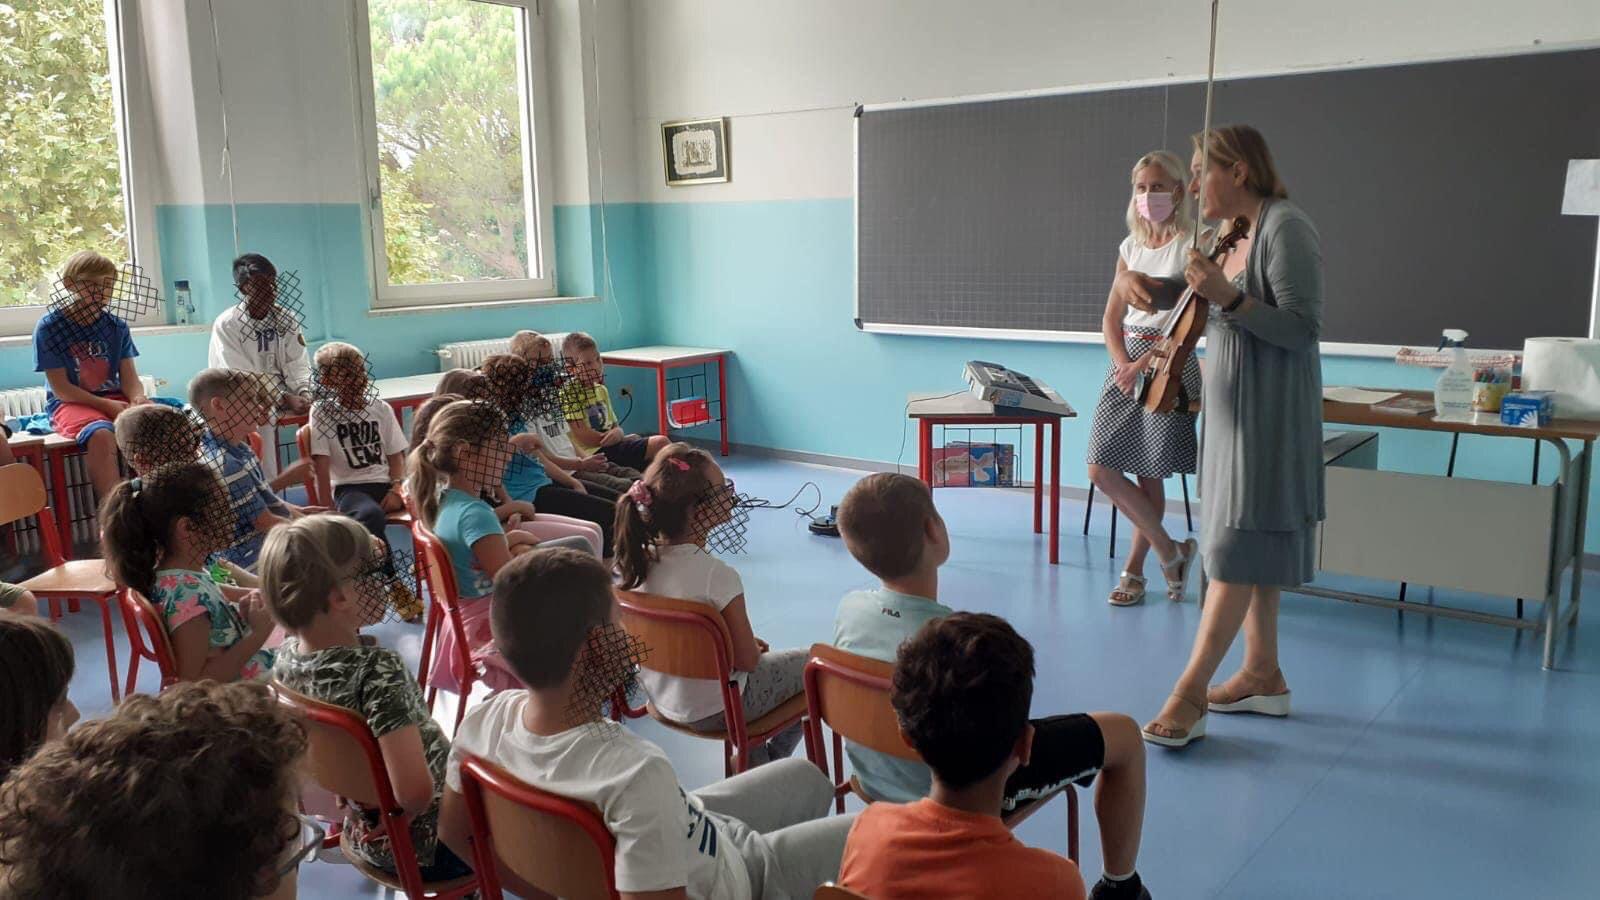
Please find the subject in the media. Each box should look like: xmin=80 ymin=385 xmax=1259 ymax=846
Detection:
xmin=907 ymin=392 xmax=1076 ymax=565
xmin=601 ymin=346 xmax=732 ymax=456
xmin=1317 ymin=389 xmax=1598 ymax=669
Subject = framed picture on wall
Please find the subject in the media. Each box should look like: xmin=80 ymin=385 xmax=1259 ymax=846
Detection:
xmin=661 ymin=117 xmax=730 ymax=186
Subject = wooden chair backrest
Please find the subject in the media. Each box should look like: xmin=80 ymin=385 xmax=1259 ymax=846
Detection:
xmin=460 ymin=755 xmax=617 ymax=900
xmin=294 ymin=425 xmax=319 ymax=505
xmin=805 ymin=643 xmax=919 ymax=761
xmin=272 ymin=684 xmax=386 ymax=808
xmin=815 ymin=885 xmax=873 ymax=900
xmin=0 ymin=463 xmax=47 ymax=527
xmin=614 ymin=589 xmax=736 ymax=682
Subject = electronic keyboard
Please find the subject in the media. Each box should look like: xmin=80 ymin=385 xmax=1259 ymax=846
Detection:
xmin=963 ymin=361 xmax=1074 ymax=416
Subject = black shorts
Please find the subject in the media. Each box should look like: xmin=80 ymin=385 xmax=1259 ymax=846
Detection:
xmin=1003 ymin=713 xmax=1105 ymax=812
xmin=599 ymin=436 xmax=650 ymax=472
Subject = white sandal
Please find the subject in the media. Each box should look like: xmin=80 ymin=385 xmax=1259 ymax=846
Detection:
xmin=1142 ymin=694 xmax=1208 ymax=749
xmin=1160 ymin=538 xmax=1199 ymax=602
xmin=1108 ymin=571 xmax=1147 ymax=607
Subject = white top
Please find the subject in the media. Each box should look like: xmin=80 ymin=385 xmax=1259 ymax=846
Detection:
xmin=307 ymin=396 xmax=407 ymax=486
xmin=446 ymin=691 xmax=753 ymax=899
xmin=529 ymin=411 xmax=577 ymax=458
xmin=601 ymin=345 xmax=729 ymax=365
xmin=1117 ymin=232 xmax=1192 ymax=330
xmin=636 ymin=544 xmax=747 ymax=723
xmin=207 ymin=305 xmax=312 ymax=395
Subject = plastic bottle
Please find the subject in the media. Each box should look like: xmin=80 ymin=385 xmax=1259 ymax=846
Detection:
xmin=174 ymin=280 xmax=192 ymax=325
xmin=1434 ymin=328 xmax=1474 ymax=421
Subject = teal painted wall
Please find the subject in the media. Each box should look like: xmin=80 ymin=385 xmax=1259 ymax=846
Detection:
xmin=0 ymin=202 xmax=657 ymax=406
xmin=635 ymin=197 xmax=1600 ymax=554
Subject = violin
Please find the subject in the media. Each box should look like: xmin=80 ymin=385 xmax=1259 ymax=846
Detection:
xmin=1134 ymin=216 xmax=1249 ymax=413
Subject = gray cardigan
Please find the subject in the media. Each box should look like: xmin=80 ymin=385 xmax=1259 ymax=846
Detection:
xmin=1199 ymin=197 xmax=1327 ymax=532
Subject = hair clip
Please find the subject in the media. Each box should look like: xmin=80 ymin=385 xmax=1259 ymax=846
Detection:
xmin=626 ymin=480 xmax=654 ymax=509
xmin=666 ymin=458 xmax=690 ymax=472
xmin=128 ymin=476 xmax=143 ymax=496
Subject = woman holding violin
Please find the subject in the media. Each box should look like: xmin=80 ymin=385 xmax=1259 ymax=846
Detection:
xmin=1142 ymin=124 xmax=1325 ymax=749
xmin=1086 ymin=150 xmax=1203 ymax=607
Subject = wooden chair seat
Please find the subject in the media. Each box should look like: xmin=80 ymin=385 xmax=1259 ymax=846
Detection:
xmin=646 ymin=692 xmax=809 ymax=741
xmin=339 ymin=841 xmax=477 ymax=894
xmin=19 ymin=558 xmax=116 ymax=595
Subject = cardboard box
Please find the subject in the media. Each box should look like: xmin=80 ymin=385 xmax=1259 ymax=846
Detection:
xmin=1500 ymin=391 xmax=1555 ymax=428
xmin=932 ymin=441 xmax=1015 ymax=487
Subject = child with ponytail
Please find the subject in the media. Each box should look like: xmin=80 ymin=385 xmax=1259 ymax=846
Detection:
xmin=616 ymin=443 xmax=807 ymax=765
xmin=99 ymin=461 xmax=277 ymax=681
xmin=406 ymin=400 xmax=591 ymax=694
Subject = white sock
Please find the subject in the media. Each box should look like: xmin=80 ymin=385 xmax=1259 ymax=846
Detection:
xmin=1104 ymin=871 xmax=1135 ymax=883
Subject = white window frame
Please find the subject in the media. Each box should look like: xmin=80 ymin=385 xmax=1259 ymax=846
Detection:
xmin=0 ymin=0 xmax=163 ymax=338
xmin=353 ymin=0 xmax=557 ymax=310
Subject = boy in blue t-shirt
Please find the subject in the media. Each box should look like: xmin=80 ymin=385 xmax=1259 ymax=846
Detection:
xmin=32 ymin=251 xmax=149 ymax=499
xmin=190 ymin=367 xmax=311 ymax=568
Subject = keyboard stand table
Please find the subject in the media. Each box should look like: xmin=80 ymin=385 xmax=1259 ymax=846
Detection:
xmin=908 ymin=392 xmax=1076 ymax=565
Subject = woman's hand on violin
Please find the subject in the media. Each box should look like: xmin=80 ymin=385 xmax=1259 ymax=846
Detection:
xmin=1113 ymin=357 xmax=1145 ymax=395
xmin=1184 ymin=249 xmax=1237 ymax=305
xmin=1111 ymin=269 xmax=1162 ymax=313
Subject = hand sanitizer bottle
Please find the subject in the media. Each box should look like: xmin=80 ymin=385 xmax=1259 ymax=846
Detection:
xmin=1434 ymin=328 xmax=1474 ymax=421
xmin=174 ymin=280 xmax=192 ymax=325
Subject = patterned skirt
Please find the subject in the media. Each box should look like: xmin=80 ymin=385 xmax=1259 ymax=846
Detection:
xmin=1084 ymin=330 xmax=1200 ymax=479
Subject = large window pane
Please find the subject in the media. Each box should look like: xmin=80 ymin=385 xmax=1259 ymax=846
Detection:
xmin=0 ymin=0 xmax=129 ymax=308
xmin=369 ymin=0 xmax=533 ymax=286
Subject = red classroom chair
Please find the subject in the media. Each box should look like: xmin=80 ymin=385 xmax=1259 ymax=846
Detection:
xmin=3 ymin=464 xmax=123 ymax=701
xmin=410 ymin=520 xmax=482 ymax=734
xmin=119 ymin=588 xmax=179 ymax=695
xmin=615 ymin=589 xmax=808 ymax=776
xmin=458 ymin=754 xmax=620 ymax=900
xmin=270 ymin=683 xmax=479 ymax=899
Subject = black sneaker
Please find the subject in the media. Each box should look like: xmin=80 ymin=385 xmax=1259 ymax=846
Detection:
xmin=1088 ymin=876 xmax=1151 ymax=900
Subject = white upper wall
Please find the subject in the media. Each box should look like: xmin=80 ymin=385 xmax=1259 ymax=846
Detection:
xmin=140 ymin=0 xmax=635 ymax=209
xmin=625 ymin=0 xmax=1600 ymax=203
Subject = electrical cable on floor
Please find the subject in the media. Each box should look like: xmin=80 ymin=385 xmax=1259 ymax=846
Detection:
xmin=740 ymin=481 xmax=826 ymax=526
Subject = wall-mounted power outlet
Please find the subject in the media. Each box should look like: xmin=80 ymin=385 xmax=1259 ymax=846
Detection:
xmin=618 ymin=387 xmax=632 ymax=398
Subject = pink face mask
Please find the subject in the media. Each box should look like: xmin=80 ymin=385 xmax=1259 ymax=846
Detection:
xmin=1135 ymin=191 xmax=1175 ymax=224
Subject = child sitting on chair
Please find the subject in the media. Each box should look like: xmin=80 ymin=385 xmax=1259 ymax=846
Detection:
xmin=191 ymin=367 xmax=316 ymax=569
xmin=839 ymin=613 xmax=1087 ymax=900
xmin=559 ymin=331 xmax=667 ymax=473
xmin=308 ymin=341 xmax=423 ymax=621
xmin=32 ymin=250 xmax=150 ymax=501
xmin=617 ymin=443 xmax=806 ymax=766
xmin=262 ymin=514 xmax=474 ymax=882
xmin=508 ymin=329 xmax=638 ymax=499
xmin=834 ymin=473 xmax=1152 ymax=900
xmin=407 ymin=399 xmax=590 ymax=695
xmin=114 ymin=402 xmax=202 ymax=474
xmin=436 ymin=547 xmax=854 ymax=900
xmin=100 ymin=462 xmax=277 ymax=682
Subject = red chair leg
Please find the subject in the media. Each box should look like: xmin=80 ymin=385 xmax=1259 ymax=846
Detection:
xmin=417 ymin=603 xmax=440 ymax=690
xmin=831 ymin=731 xmax=846 ymax=814
xmin=1066 ymin=786 xmax=1079 ymax=863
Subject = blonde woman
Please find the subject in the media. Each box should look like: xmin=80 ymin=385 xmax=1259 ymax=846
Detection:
xmin=1086 ymin=151 xmax=1202 ymax=607
xmin=1143 ymin=125 xmax=1325 ymax=749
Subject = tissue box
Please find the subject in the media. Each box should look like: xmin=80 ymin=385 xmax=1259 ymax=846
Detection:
xmin=1500 ymin=391 xmax=1554 ymax=428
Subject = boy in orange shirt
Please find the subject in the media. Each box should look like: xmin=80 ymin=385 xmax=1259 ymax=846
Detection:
xmin=841 ymin=613 xmax=1146 ymax=900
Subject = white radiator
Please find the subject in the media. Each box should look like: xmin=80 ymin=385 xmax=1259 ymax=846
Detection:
xmin=435 ymin=339 xmax=512 ymax=371
xmin=0 ymin=375 xmax=161 ymax=420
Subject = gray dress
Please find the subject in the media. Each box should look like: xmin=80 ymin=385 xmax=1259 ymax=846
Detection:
xmin=1199 ymin=198 xmax=1326 ymax=587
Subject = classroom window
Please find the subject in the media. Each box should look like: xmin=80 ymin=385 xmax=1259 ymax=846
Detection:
xmin=0 ymin=0 xmax=154 ymax=337
xmin=358 ymin=0 xmax=556 ymax=308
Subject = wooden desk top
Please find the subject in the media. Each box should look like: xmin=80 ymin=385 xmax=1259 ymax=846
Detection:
xmin=1324 ymin=389 xmax=1600 ymax=442
xmin=907 ymin=391 xmax=1075 ymax=420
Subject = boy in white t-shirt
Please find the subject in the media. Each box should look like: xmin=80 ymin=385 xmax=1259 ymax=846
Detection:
xmin=438 ymin=547 xmax=854 ymax=900
xmin=307 ymin=341 xmax=422 ymax=621
xmin=507 ymin=330 xmax=638 ymax=501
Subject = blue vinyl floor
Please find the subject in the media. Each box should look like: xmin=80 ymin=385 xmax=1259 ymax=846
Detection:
xmin=40 ymin=456 xmax=1600 ymax=899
